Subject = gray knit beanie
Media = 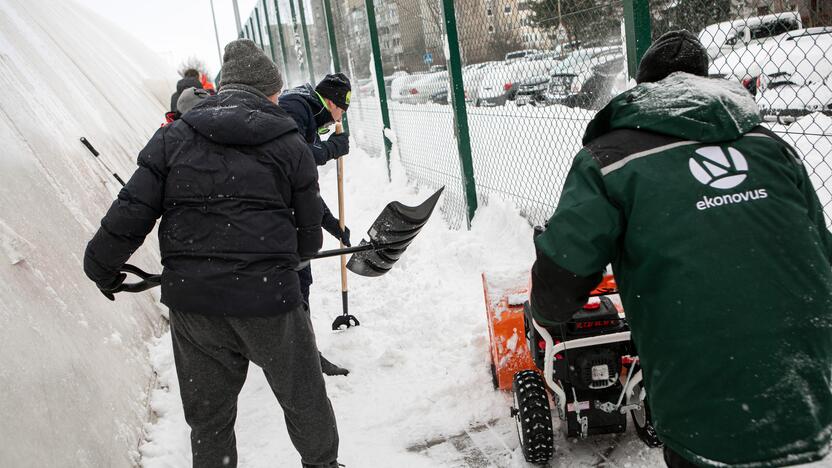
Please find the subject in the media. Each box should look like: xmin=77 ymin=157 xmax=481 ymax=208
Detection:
xmin=219 ymin=39 xmax=283 ymax=97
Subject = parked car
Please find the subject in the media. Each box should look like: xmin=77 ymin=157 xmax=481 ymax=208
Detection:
xmin=698 ymin=12 xmax=802 ymax=60
xmin=384 ymin=71 xmax=408 ymax=97
xmin=559 ymin=55 xmax=626 ymax=109
xmin=462 ymin=61 xmax=501 ymax=104
xmin=427 ymin=63 xmax=497 ymax=105
xmin=757 ymin=80 xmax=832 ymax=122
xmin=751 ymin=29 xmax=832 ymax=121
xmin=406 ymin=70 xmax=449 ymax=104
xmin=477 ymin=52 xmax=562 ymax=106
xmin=510 ymin=52 xmax=567 ymax=106
xmin=542 ymin=47 xmax=622 ymax=106
xmin=390 ymin=73 xmax=425 ymax=103
xmin=710 ymin=27 xmax=832 ymax=96
xmin=505 ymin=49 xmax=541 ymax=63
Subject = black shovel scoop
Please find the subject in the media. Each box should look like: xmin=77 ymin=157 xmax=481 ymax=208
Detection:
xmin=347 ymin=186 xmax=444 ymax=277
xmin=315 ymin=187 xmax=444 ymax=329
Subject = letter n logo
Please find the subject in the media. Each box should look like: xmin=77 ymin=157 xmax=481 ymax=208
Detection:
xmin=689 ymin=146 xmax=748 ymax=190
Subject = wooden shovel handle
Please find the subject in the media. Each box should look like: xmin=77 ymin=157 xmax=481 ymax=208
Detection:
xmin=336 ymin=122 xmax=348 ymax=293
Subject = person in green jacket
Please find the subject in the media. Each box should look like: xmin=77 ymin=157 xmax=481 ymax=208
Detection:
xmin=531 ymin=30 xmax=832 ymax=467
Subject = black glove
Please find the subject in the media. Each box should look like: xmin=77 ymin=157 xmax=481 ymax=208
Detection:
xmin=326 ymin=132 xmax=350 ymax=159
xmin=97 ymin=273 xmax=127 ymax=301
xmin=322 ymin=221 xmax=351 ymax=247
xmin=338 ymin=226 xmax=351 ymax=247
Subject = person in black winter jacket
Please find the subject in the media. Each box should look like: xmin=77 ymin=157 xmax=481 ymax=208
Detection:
xmin=84 ymin=39 xmax=339 ymax=468
xmin=279 ymin=73 xmax=351 ymax=166
xmin=169 ymin=68 xmax=203 ymax=114
xmin=279 ymin=74 xmax=352 ymax=376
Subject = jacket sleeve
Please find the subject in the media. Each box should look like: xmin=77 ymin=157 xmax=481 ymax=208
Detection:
xmin=320 ymin=199 xmax=343 ymax=239
xmin=530 ymin=150 xmax=622 ymax=326
xmin=83 ymin=128 xmax=168 ymax=286
xmin=310 ymin=134 xmax=338 ymax=166
xmin=282 ymin=98 xmax=334 ymax=166
xmin=291 ymin=143 xmax=323 ymax=259
xmin=794 ymin=155 xmax=832 ymax=262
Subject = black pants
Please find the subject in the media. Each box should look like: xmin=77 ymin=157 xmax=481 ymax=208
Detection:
xmin=664 ymin=446 xmax=700 ymax=468
xmin=169 ymin=305 xmax=339 ymax=468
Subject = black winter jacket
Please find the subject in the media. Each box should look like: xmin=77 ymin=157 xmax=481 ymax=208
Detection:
xmin=279 ymin=84 xmax=341 ymax=165
xmin=84 ymin=87 xmax=323 ymax=316
xmin=170 ymin=76 xmax=203 ymax=113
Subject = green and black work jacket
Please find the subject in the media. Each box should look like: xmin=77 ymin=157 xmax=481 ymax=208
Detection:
xmin=532 ymin=72 xmax=832 ymax=467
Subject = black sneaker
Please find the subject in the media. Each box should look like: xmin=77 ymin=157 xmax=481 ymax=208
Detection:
xmin=319 ymin=353 xmax=349 ymax=376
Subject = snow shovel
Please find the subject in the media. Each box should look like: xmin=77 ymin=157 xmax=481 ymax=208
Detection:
xmin=331 ymin=121 xmax=357 ymax=331
xmin=311 ymin=186 xmax=444 ymax=276
xmin=116 ymin=185 xmax=443 ymax=297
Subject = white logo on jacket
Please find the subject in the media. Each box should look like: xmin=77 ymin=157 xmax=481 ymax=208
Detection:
xmin=689 ymin=146 xmax=770 ymax=211
xmin=689 ymin=146 xmax=748 ymax=189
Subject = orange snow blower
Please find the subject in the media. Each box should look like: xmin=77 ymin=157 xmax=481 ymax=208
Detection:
xmin=483 ymin=273 xmax=618 ymax=391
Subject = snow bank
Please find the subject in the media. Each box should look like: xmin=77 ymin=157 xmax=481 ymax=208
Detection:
xmin=0 ymin=0 xmax=175 ymax=466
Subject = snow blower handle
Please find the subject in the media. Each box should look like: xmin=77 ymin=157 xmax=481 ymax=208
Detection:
xmin=332 ymin=121 xmax=360 ymax=330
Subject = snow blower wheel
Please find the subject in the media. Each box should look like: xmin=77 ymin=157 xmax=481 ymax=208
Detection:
xmin=632 ymin=394 xmax=663 ymax=448
xmin=511 ymin=370 xmax=554 ymax=464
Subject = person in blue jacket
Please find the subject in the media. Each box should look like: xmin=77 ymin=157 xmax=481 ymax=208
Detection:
xmin=280 ymin=73 xmax=352 ymax=376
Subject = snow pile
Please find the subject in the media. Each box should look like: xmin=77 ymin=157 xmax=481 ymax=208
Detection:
xmin=140 ymin=145 xmax=667 ymax=467
xmin=0 ymin=0 xmax=175 ymax=466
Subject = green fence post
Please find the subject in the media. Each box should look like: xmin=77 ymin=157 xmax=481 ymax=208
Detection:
xmin=441 ymin=0 xmax=477 ymax=228
xmin=273 ymin=0 xmax=292 ymax=85
xmin=364 ymin=0 xmax=393 ymax=181
xmin=249 ymin=16 xmax=257 ymax=45
xmin=255 ymin=7 xmax=266 ymax=52
xmin=288 ymin=0 xmax=306 ymax=82
xmin=322 ymin=0 xmax=348 ymax=133
xmin=623 ymin=0 xmax=652 ymax=79
xmin=262 ymin=0 xmax=276 ymax=61
xmin=297 ymin=0 xmax=316 ymax=83
xmin=244 ymin=23 xmax=250 ymax=39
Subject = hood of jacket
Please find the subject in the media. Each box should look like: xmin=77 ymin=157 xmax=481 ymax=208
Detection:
xmin=281 ymin=83 xmax=333 ymax=129
xmin=182 ymin=86 xmax=298 ymax=146
xmin=583 ymin=72 xmax=762 ymax=145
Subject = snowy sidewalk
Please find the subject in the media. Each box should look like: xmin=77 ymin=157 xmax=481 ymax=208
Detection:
xmin=138 ymin=146 xmax=665 ymax=467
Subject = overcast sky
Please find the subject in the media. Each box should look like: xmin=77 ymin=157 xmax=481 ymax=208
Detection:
xmin=74 ymin=0 xmax=273 ymax=77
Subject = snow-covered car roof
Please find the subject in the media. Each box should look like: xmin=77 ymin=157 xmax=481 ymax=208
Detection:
xmin=709 ymin=28 xmax=832 ymax=84
xmin=698 ymin=12 xmax=802 ymax=51
xmin=549 ymin=47 xmax=622 ymax=76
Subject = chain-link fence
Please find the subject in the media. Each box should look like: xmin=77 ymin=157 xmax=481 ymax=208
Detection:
xmin=241 ymin=0 xmax=832 ymax=229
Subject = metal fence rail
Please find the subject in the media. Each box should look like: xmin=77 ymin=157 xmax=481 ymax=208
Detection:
xmin=241 ymin=0 xmax=832 ymax=229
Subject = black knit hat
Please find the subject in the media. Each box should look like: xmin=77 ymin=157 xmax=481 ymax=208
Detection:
xmin=219 ymin=39 xmax=283 ymax=97
xmin=636 ymin=30 xmax=709 ymax=84
xmin=316 ymin=73 xmax=351 ymax=110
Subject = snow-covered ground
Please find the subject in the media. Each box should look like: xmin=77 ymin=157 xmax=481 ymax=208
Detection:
xmin=139 ymin=144 xmax=667 ymax=467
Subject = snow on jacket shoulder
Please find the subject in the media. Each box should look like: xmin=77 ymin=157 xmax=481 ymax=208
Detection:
xmin=531 ymin=73 xmax=832 ymax=467
xmin=84 ymin=87 xmax=322 ymax=317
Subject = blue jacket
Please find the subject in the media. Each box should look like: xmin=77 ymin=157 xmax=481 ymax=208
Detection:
xmin=279 ymin=84 xmax=339 ymax=165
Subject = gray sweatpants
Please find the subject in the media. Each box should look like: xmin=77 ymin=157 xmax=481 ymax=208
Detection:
xmin=169 ymin=305 xmax=339 ymax=468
